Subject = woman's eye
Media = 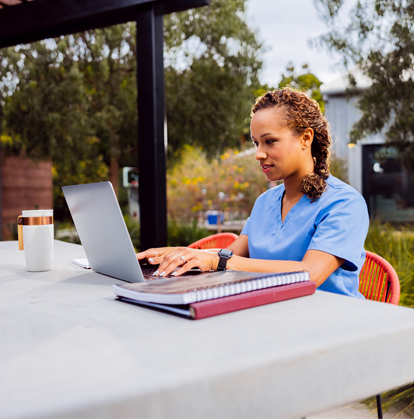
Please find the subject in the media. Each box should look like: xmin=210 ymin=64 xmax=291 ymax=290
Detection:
xmin=266 ymin=139 xmax=276 ymax=145
xmin=252 ymin=141 xmax=258 ymax=147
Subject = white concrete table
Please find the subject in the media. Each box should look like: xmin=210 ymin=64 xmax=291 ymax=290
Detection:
xmin=1 ymin=240 xmax=414 ymax=418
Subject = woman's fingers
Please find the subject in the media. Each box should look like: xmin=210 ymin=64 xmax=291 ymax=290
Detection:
xmin=156 ymin=248 xmax=192 ymax=276
xmin=171 ymin=261 xmax=195 ymax=276
xmin=157 ymin=250 xmax=218 ymax=277
xmin=136 ymin=247 xmax=174 ymax=262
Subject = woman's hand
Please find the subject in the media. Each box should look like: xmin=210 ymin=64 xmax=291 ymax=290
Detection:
xmin=137 ymin=247 xmax=219 ymax=277
xmin=136 ymin=247 xmax=177 ymax=264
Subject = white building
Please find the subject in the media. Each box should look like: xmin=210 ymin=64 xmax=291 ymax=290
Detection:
xmin=322 ymin=72 xmax=414 ymax=222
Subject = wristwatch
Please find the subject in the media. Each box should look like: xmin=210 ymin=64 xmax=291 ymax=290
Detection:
xmin=217 ymin=249 xmax=233 ymax=271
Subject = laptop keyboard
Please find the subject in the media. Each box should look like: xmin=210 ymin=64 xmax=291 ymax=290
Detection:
xmin=141 ymin=264 xmax=161 ymax=280
xmin=140 ymin=264 xmax=203 ymax=280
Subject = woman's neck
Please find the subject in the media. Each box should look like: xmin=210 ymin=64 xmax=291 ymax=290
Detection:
xmin=283 ymin=155 xmax=315 ymax=201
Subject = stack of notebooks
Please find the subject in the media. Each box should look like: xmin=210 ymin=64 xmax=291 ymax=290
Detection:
xmin=113 ymin=270 xmax=315 ymax=320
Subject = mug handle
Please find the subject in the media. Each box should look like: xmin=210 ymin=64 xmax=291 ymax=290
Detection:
xmin=17 ymin=215 xmax=24 ymax=250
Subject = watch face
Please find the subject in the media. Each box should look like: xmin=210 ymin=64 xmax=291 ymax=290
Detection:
xmin=219 ymin=249 xmax=233 ymax=258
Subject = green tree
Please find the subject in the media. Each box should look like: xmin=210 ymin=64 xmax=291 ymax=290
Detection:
xmin=278 ymin=64 xmax=325 ymax=113
xmin=313 ymin=0 xmax=414 ymax=170
xmin=164 ymin=0 xmax=262 ymax=160
xmin=0 ymin=25 xmax=137 ymax=205
xmin=253 ymin=64 xmax=324 ymax=112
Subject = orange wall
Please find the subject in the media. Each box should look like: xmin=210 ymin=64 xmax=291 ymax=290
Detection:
xmin=1 ymin=153 xmax=53 ymax=240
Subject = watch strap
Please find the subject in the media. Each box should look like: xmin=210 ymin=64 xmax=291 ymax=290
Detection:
xmin=217 ymin=249 xmax=233 ymax=271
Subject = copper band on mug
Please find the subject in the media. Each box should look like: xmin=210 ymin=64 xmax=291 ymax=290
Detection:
xmin=17 ymin=216 xmax=54 ymax=226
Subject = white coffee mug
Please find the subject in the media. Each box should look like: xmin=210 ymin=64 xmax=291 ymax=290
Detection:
xmin=17 ymin=210 xmax=54 ymax=272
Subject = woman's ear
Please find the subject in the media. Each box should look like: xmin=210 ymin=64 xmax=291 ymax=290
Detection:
xmin=302 ymin=128 xmax=314 ymax=150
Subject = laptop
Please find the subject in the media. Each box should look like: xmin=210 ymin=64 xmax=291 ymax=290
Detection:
xmin=62 ymin=181 xmax=202 ymax=283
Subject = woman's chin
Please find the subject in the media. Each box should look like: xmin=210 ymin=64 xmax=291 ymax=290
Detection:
xmin=265 ymin=173 xmax=283 ymax=182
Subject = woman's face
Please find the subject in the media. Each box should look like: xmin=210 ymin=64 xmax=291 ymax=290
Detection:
xmin=250 ymin=107 xmax=312 ymax=183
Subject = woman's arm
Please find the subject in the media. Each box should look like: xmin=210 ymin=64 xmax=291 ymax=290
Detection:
xmin=195 ymin=235 xmax=249 ymax=257
xmin=227 ymin=234 xmax=249 ymax=257
xmin=226 ymin=249 xmax=344 ymax=287
xmin=146 ymin=244 xmax=343 ymax=287
xmin=136 ymin=234 xmax=249 ymax=263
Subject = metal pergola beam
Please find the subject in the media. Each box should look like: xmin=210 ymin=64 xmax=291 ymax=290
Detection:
xmin=0 ymin=0 xmax=209 ymax=246
xmin=0 ymin=0 xmax=208 ymax=48
xmin=136 ymin=4 xmax=167 ymax=250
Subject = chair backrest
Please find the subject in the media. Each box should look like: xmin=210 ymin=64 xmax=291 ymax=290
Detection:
xmin=359 ymin=251 xmax=400 ymax=305
xmin=188 ymin=233 xmax=238 ymax=250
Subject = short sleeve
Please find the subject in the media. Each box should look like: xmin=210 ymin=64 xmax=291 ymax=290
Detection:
xmin=308 ymin=189 xmax=369 ymax=271
xmin=241 ymin=217 xmax=250 ymax=236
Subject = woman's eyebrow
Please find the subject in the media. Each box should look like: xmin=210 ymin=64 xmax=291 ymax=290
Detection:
xmin=260 ymin=132 xmax=276 ymax=138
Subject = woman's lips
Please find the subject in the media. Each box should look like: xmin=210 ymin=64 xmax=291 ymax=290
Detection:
xmin=260 ymin=164 xmax=273 ymax=173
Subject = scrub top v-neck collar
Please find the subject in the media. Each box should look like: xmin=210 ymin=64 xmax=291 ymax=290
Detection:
xmin=275 ymin=186 xmax=308 ymax=229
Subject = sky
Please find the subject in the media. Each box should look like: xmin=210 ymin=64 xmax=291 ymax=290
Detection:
xmin=245 ymin=0 xmax=348 ymax=87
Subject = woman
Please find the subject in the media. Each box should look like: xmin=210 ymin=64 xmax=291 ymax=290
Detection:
xmin=137 ymin=88 xmax=369 ymax=298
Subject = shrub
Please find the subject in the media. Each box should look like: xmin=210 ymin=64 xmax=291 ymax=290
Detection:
xmin=167 ymin=145 xmax=267 ymax=223
xmin=124 ymin=216 xmax=211 ymax=250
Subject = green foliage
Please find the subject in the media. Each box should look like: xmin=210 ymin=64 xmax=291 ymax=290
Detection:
xmin=0 ymin=1 xmax=263 ymax=216
xmin=253 ymin=64 xmax=325 ymax=113
xmin=120 ymin=215 xmax=211 ymax=251
xmin=164 ymin=0 xmax=263 ymax=161
xmin=329 ymin=153 xmax=348 ymax=183
xmin=0 ymin=25 xmax=137 ymax=217
xmin=167 ymin=219 xmax=210 ymax=247
xmin=313 ymin=0 xmax=414 ymax=170
xmin=278 ymin=64 xmax=325 ymax=113
xmin=167 ymin=145 xmax=267 ymax=222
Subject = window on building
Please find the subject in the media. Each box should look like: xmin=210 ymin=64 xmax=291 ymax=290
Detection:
xmin=362 ymin=145 xmax=414 ymax=221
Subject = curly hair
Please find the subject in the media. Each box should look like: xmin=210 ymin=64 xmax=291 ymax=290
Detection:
xmin=251 ymin=87 xmax=331 ymax=202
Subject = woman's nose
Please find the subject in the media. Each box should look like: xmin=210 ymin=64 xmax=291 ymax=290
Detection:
xmin=255 ymin=147 xmax=266 ymax=160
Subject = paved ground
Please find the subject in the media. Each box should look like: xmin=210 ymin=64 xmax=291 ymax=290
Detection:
xmin=309 ymin=401 xmax=413 ymax=419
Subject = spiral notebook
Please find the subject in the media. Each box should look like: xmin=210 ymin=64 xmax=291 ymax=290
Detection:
xmin=112 ymin=270 xmax=311 ymax=305
xmin=117 ymin=281 xmax=316 ymax=319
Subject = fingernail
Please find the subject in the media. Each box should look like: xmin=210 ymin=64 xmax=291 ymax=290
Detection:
xmin=154 ymin=270 xmax=159 ymax=276
xmin=160 ymin=271 xmax=166 ymax=277
xmin=172 ymin=272 xmax=179 ymax=276
xmin=149 ymin=258 xmax=154 ymax=263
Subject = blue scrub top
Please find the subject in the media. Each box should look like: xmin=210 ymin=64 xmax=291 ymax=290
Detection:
xmin=241 ymin=175 xmax=369 ymax=298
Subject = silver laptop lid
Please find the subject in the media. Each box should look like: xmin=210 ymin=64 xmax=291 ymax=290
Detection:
xmin=62 ymin=182 xmax=144 ymax=283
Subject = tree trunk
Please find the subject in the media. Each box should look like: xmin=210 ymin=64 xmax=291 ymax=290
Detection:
xmin=110 ymin=156 xmax=119 ymax=197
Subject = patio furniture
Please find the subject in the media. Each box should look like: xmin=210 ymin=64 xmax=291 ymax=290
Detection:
xmin=359 ymin=251 xmax=401 ymax=419
xmin=188 ymin=232 xmax=238 ymax=249
xmin=359 ymin=251 xmax=400 ymax=305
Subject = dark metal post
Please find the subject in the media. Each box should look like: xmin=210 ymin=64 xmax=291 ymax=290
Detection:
xmin=0 ymin=104 xmax=3 ymax=241
xmin=136 ymin=5 xmax=167 ymax=250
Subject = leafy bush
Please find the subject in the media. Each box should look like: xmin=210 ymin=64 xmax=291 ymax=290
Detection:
xmin=167 ymin=219 xmax=210 ymax=247
xmin=124 ymin=216 xmax=211 ymax=251
xmin=330 ymin=153 xmax=348 ymax=183
xmin=167 ymin=145 xmax=267 ymax=223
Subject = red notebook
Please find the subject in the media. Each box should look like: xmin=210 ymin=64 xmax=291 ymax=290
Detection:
xmin=117 ymin=281 xmax=316 ymax=320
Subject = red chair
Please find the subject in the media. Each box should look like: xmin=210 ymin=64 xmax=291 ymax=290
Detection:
xmin=188 ymin=233 xmax=238 ymax=250
xmin=359 ymin=251 xmax=400 ymax=419
xmin=359 ymin=251 xmax=400 ymax=305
